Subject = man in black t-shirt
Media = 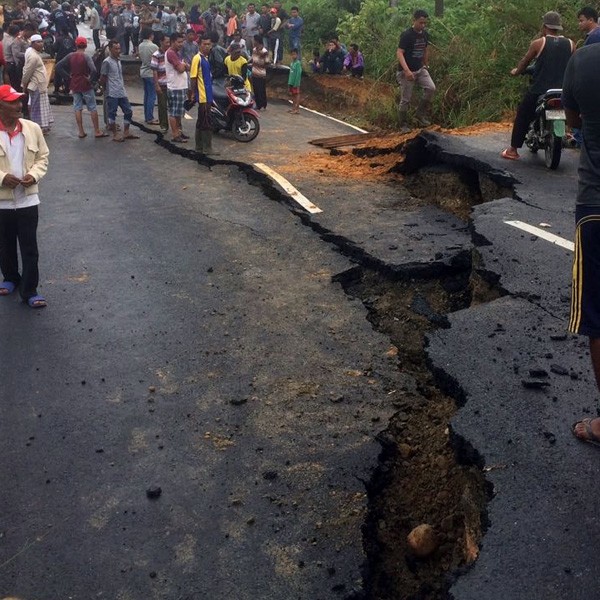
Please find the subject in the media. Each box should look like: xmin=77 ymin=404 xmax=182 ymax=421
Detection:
xmin=396 ymin=8 xmax=436 ymax=131
xmin=563 ymin=43 xmax=600 ymax=448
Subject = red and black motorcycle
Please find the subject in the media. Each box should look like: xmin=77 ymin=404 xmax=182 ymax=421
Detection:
xmin=210 ymin=76 xmax=260 ymax=142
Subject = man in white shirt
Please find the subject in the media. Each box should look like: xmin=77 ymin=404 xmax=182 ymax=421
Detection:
xmin=0 ymin=85 xmax=49 ymax=308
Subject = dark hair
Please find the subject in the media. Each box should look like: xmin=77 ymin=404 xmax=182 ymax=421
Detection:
xmin=290 ymin=47 xmax=298 ymax=53
xmin=108 ymin=38 xmax=120 ymax=49
xmin=140 ymin=27 xmax=153 ymax=40
xmin=253 ymin=34 xmax=262 ymax=44
xmin=413 ymin=9 xmax=428 ymax=19
xmin=578 ymin=6 xmax=598 ymax=21
xmin=200 ymin=34 xmax=212 ymax=42
xmin=170 ymin=32 xmax=183 ymax=42
xmin=7 ymin=24 xmax=20 ymax=36
xmin=209 ymin=29 xmax=219 ymax=43
xmin=290 ymin=5 xmax=298 ymax=9
xmin=350 ymin=43 xmax=359 ymax=51
xmin=153 ymin=31 xmax=164 ymax=43
xmin=23 ymin=22 xmax=38 ymax=32
xmin=177 ymin=0 xmax=184 ymax=6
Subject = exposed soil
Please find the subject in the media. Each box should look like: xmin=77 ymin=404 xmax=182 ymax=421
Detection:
xmin=341 ymin=268 xmax=496 ymax=600
xmin=275 ymin=76 xmax=513 ymax=599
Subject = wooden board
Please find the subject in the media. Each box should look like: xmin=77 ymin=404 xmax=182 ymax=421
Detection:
xmin=309 ymin=132 xmax=376 ymax=149
xmin=43 ymin=58 xmax=55 ymax=84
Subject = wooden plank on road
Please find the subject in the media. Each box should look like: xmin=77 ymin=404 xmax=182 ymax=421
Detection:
xmin=309 ymin=132 xmax=377 ymax=149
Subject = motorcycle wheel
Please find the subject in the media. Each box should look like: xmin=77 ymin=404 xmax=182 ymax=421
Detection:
xmin=545 ymin=133 xmax=562 ymax=170
xmin=231 ymin=113 xmax=260 ymax=142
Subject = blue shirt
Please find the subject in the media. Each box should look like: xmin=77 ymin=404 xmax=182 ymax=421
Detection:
xmin=585 ymin=27 xmax=600 ymax=45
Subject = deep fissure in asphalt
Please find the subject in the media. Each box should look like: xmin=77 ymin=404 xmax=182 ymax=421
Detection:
xmin=141 ymin=125 xmax=511 ymax=599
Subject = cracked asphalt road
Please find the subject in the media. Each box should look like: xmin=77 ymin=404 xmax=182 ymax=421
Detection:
xmin=1 ymin=77 xmax=598 ymax=600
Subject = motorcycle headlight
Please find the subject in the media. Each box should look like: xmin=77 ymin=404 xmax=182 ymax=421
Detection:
xmin=235 ymin=97 xmax=249 ymax=106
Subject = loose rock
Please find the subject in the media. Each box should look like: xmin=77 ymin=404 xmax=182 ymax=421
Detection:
xmin=407 ymin=524 xmax=439 ymax=558
xmin=146 ymin=486 xmax=162 ymax=500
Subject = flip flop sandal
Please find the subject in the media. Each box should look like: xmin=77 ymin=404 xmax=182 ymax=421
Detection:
xmin=26 ymin=294 xmax=47 ymax=308
xmin=124 ymin=134 xmax=140 ymax=140
xmin=0 ymin=281 xmax=16 ymax=295
xmin=501 ymin=148 xmax=519 ymax=160
xmin=95 ymin=132 xmax=109 ymax=138
xmin=572 ymin=418 xmax=600 ymax=447
xmin=78 ymin=133 xmax=87 ymax=138
xmin=172 ymin=136 xmax=187 ymax=143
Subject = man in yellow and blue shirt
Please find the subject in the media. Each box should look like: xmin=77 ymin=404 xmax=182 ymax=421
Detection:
xmin=190 ymin=35 xmax=217 ymax=155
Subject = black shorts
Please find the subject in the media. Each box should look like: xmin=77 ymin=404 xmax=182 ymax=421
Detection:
xmin=569 ymin=204 xmax=600 ymax=337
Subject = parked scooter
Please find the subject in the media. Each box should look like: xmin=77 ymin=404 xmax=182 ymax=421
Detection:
xmin=524 ymin=88 xmax=566 ymax=170
xmin=211 ymin=76 xmax=260 ymax=142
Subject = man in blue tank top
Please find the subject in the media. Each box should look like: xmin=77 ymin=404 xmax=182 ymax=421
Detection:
xmin=501 ymin=11 xmax=574 ymax=161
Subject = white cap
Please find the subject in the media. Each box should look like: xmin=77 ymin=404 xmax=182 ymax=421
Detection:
xmin=30 ymin=34 xmax=43 ymax=42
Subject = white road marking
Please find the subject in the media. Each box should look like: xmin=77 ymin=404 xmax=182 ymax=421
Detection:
xmin=504 ymin=220 xmax=574 ymax=252
xmin=254 ymin=163 xmax=323 ymax=214
xmin=290 ymin=102 xmax=369 ymax=133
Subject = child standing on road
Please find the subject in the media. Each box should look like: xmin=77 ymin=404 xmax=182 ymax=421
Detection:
xmin=288 ymin=47 xmax=301 ymax=114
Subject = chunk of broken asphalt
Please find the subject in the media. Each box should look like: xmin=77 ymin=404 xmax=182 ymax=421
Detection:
xmin=230 ymin=397 xmax=248 ymax=406
xmin=521 ymin=379 xmax=551 ymax=389
xmin=528 ymin=368 xmax=548 ymax=378
xmin=263 ymin=470 xmax=278 ymax=481
xmin=146 ymin=486 xmax=162 ymax=500
xmin=550 ymin=364 xmax=569 ymax=376
xmin=550 ymin=334 xmax=568 ymax=341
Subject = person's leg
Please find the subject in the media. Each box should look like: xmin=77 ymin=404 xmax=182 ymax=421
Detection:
xmin=415 ymin=67 xmax=436 ymax=126
xmin=158 ymin=86 xmax=168 ymax=130
xmin=0 ymin=209 xmax=21 ymax=289
xmin=15 ymin=205 xmax=40 ymax=302
xmin=120 ymin=96 xmax=138 ymax=139
xmin=93 ymin=28 xmax=100 ymax=50
xmin=75 ymin=109 xmax=85 ymax=136
xmin=123 ymin=29 xmax=130 ymax=55
xmin=143 ymin=77 xmax=157 ymax=122
xmin=505 ymin=92 xmax=538 ymax=157
xmin=73 ymin=92 xmax=86 ymax=136
xmin=252 ymin=76 xmax=266 ymax=109
xmin=292 ymin=88 xmax=300 ymax=112
xmin=90 ymin=108 xmax=103 ymax=135
xmin=396 ymin=71 xmax=414 ymax=131
xmin=106 ymin=96 xmax=119 ymax=138
xmin=570 ymin=206 xmax=600 ymax=442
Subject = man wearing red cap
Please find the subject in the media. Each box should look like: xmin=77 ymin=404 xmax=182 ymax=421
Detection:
xmin=0 ymin=84 xmax=49 ymax=308
xmin=22 ymin=33 xmax=53 ymax=134
xmin=55 ymin=36 xmax=108 ymax=138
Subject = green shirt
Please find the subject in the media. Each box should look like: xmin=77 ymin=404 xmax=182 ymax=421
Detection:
xmin=288 ymin=59 xmax=302 ymax=87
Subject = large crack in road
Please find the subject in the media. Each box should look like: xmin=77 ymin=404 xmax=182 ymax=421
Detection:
xmin=137 ymin=122 xmax=525 ymax=599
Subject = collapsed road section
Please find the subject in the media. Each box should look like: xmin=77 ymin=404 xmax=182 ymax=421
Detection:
xmin=140 ymin=121 xmax=586 ymax=599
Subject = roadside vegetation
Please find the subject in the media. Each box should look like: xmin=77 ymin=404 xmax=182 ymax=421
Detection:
xmin=299 ymin=0 xmax=583 ymax=127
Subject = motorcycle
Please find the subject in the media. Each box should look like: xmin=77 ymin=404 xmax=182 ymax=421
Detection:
xmin=210 ymin=76 xmax=260 ymax=142
xmin=524 ymin=88 xmax=566 ymax=170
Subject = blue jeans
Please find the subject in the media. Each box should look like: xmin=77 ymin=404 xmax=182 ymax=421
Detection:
xmin=142 ymin=77 xmax=156 ymax=122
xmin=106 ymin=96 xmax=133 ymax=125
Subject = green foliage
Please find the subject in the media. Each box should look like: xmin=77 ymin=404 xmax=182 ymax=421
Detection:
xmin=331 ymin=0 xmax=584 ymax=127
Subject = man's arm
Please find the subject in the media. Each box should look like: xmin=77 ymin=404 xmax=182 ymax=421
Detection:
xmin=23 ymin=123 xmax=49 ymax=185
xmin=396 ymin=47 xmax=414 ymax=81
xmin=511 ymin=38 xmax=543 ymax=76
xmin=99 ymin=60 xmax=108 ymax=88
xmin=55 ymin=53 xmax=71 ymax=81
xmin=167 ymin=49 xmax=188 ymax=73
xmin=21 ymin=50 xmax=35 ymax=88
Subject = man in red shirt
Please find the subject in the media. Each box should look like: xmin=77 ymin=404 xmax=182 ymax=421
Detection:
xmin=55 ymin=36 xmax=108 ymax=138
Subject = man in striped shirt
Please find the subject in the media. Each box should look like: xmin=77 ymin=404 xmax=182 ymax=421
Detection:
xmin=150 ymin=32 xmax=170 ymax=132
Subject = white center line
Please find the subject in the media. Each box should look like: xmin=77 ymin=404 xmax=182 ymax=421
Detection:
xmin=254 ymin=163 xmax=323 ymax=214
xmin=289 ymin=102 xmax=369 ymax=133
xmin=504 ymin=220 xmax=574 ymax=252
